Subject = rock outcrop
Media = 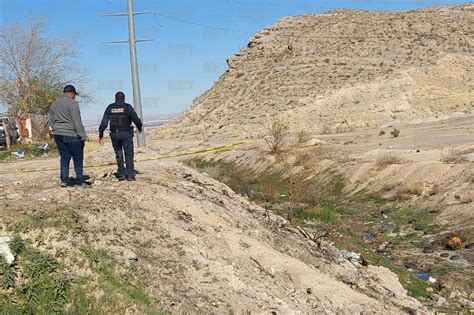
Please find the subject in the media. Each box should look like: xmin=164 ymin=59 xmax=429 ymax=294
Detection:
xmin=157 ymin=4 xmax=473 ymax=140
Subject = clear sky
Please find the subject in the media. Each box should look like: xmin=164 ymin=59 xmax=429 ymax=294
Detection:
xmin=0 ymin=0 xmax=469 ymax=120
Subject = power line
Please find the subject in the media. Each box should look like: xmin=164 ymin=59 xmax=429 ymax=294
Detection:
xmin=230 ymin=1 xmax=333 ymax=9
xmin=152 ymin=11 xmax=470 ymax=39
xmin=154 ymin=12 xmax=283 ymax=20
xmin=153 ymin=12 xmax=253 ymax=34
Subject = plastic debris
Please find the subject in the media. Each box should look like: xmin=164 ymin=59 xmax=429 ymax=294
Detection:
xmin=428 ymin=277 xmax=437 ymax=283
xmin=0 ymin=236 xmax=15 ymax=265
xmin=39 ymin=142 xmax=49 ymax=153
xmin=341 ymin=250 xmax=361 ymax=264
xmin=363 ymin=233 xmax=377 ymax=241
xmin=417 ymin=272 xmax=430 ymax=281
xmin=447 ymin=236 xmax=462 ymax=250
xmin=11 ymin=149 xmax=25 ymax=158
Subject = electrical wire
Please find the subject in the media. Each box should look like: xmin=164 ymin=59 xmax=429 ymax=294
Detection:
xmin=154 ymin=12 xmax=283 ymax=20
xmin=152 ymin=11 xmax=470 ymax=41
xmin=153 ymin=12 xmax=253 ymax=34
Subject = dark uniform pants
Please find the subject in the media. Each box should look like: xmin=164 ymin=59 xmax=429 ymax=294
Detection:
xmin=111 ymin=131 xmax=134 ymax=178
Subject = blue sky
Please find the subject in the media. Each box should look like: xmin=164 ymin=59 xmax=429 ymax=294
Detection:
xmin=0 ymin=0 xmax=468 ymax=120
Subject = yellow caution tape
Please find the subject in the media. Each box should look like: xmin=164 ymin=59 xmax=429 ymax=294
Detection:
xmin=13 ymin=141 xmax=251 ymax=174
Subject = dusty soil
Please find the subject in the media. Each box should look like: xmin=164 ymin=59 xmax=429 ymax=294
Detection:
xmin=0 ymin=149 xmax=426 ymax=313
xmin=151 ymin=113 xmax=474 ymax=310
xmin=156 ymin=114 xmax=473 ymax=232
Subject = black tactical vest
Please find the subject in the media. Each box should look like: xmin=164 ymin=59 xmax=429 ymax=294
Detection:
xmin=109 ymin=102 xmax=131 ymax=130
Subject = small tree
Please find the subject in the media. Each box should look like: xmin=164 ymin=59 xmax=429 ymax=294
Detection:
xmin=264 ymin=117 xmax=289 ymax=154
xmin=264 ymin=117 xmax=303 ymax=224
xmin=0 ymin=17 xmax=91 ymax=120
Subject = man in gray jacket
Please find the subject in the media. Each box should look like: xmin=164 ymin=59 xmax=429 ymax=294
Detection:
xmin=49 ymin=85 xmax=89 ymax=187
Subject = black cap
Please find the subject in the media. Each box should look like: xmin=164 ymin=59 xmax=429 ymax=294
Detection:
xmin=63 ymin=85 xmax=78 ymax=95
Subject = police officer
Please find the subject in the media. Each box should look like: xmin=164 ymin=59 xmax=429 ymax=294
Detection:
xmin=98 ymin=91 xmax=143 ymax=181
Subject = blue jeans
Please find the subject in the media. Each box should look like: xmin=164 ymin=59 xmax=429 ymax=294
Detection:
xmin=54 ymin=135 xmax=84 ymax=184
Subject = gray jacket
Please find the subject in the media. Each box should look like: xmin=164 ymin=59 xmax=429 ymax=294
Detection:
xmin=49 ymin=95 xmax=87 ymax=141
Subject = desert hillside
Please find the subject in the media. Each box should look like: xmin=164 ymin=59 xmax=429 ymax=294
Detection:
xmin=157 ymin=4 xmax=473 ymax=140
xmin=0 ymin=157 xmax=425 ymax=313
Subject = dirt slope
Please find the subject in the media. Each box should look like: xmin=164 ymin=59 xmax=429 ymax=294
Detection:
xmin=0 ymin=156 xmax=425 ymax=313
xmin=157 ymin=4 xmax=473 ymax=140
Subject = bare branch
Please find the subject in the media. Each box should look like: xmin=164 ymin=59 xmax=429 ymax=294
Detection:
xmin=0 ymin=16 xmax=92 ymax=117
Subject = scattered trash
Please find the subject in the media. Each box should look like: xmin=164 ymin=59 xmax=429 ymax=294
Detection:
xmin=417 ymin=272 xmax=430 ymax=281
xmin=376 ymin=242 xmax=388 ymax=253
xmin=422 ymin=242 xmax=436 ymax=253
xmin=428 ymin=277 xmax=437 ymax=283
xmin=11 ymin=149 xmax=25 ymax=158
xmin=363 ymin=233 xmax=376 ymax=241
xmin=426 ymin=287 xmax=434 ymax=293
xmin=0 ymin=236 xmax=15 ymax=265
xmin=380 ymin=208 xmax=390 ymax=214
xmin=39 ymin=142 xmax=49 ymax=153
xmin=464 ymin=243 xmax=474 ymax=249
xmin=404 ymin=262 xmax=417 ymax=271
xmin=341 ymin=250 xmax=361 ymax=264
xmin=447 ymin=236 xmax=462 ymax=250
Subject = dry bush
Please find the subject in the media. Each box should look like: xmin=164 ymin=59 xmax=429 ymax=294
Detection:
xmin=441 ymin=149 xmax=469 ymax=164
xmin=403 ymin=182 xmax=424 ymax=196
xmin=265 ymin=124 xmax=305 ymax=223
xmin=390 ymin=128 xmax=400 ymax=138
xmin=294 ymin=145 xmax=352 ymax=168
xmin=273 ymin=149 xmax=300 ymax=224
xmin=376 ymin=153 xmax=405 ymax=169
xmin=297 ymin=130 xmax=310 ymax=144
xmin=264 ymin=117 xmax=289 ymax=154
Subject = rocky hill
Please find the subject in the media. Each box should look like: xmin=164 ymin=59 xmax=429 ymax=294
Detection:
xmin=157 ymin=4 xmax=473 ymax=140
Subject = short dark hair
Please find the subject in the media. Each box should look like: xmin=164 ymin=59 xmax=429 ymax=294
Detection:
xmin=115 ymin=91 xmax=125 ymax=101
xmin=63 ymin=85 xmax=78 ymax=94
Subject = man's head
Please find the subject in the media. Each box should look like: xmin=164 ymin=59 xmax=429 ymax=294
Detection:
xmin=63 ymin=85 xmax=78 ymax=99
xmin=115 ymin=91 xmax=125 ymax=102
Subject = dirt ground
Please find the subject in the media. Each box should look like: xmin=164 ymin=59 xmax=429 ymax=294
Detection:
xmin=0 ymin=114 xmax=472 ymax=312
xmin=1 ymin=153 xmax=425 ymax=313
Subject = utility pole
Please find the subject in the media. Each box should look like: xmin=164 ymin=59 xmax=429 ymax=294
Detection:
xmin=101 ymin=0 xmax=153 ymax=147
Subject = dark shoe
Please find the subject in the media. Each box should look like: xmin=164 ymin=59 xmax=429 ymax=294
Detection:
xmin=117 ymin=177 xmax=126 ymax=181
xmin=126 ymin=176 xmax=136 ymax=181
